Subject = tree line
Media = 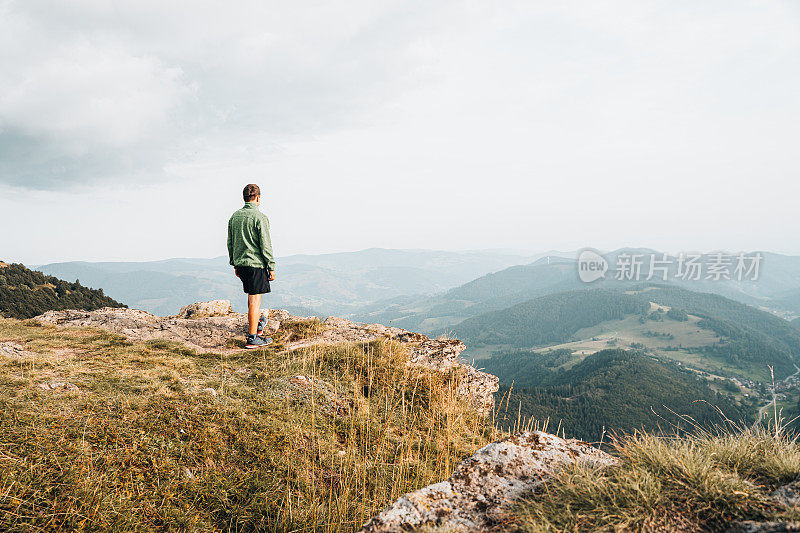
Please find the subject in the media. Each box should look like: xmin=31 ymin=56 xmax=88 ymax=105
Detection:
xmin=0 ymin=262 xmax=124 ymax=319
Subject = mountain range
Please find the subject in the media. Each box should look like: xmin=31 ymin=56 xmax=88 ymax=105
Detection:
xmin=34 ymin=248 xmax=550 ymax=316
xmin=350 ymin=249 xmax=800 ymax=337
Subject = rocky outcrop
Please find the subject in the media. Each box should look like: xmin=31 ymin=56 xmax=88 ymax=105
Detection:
xmin=359 ymin=431 xmax=616 ymax=532
xmin=34 ymin=301 xmax=498 ymax=414
xmin=34 ymin=306 xmax=283 ymax=351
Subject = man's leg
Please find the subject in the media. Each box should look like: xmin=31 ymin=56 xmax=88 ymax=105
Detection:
xmin=247 ymin=293 xmax=262 ymax=335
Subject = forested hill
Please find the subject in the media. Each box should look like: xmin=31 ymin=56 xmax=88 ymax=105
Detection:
xmin=634 ymin=285 xmax=800 ymax=354
xmin=453 ymin=289 xmax=648 ymax=347
xmin=490 ymin=349 xmax=751 ymax=442
xmin=0 ymin=262 xmax=124 ymax=319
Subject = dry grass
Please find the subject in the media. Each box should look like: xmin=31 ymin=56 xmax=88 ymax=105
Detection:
xmin=513 ymin=422 xmax=800 ymax=532
xmin=0 ymin=318 xmax=498 ymax=532
xmin=278 ymin=317 xmax=326 ymax=342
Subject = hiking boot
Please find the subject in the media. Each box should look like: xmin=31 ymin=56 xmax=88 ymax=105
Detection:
xmin=257 ymin=315 xmax=268 ymax=336
xmin=245 ymin=334 xmax=272 ymax=349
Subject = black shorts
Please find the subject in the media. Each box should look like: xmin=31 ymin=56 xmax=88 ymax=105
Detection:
xmin=235 ymin=266 xmax=271 ymax=295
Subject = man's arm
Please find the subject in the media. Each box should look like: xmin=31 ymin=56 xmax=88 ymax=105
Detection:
xmin=227 ymin=218 xmax=235 ymax=266
xmin=258 ymin=215 xmax=276 ymax=273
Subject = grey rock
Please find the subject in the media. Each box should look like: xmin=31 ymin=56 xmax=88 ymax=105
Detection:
xmin=772 ymin=475 xmax=800 ymax=507
xmin=0 ymin=341 xmax=32 ymax=359
xmin=38 ymin=381 xmax=79 ymax=393
xmin=359 ymin=431 xmax=616 ymax=532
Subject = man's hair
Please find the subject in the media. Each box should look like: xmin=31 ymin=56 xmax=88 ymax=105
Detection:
xmin=243 ymin=184 xmax=260 ymax=202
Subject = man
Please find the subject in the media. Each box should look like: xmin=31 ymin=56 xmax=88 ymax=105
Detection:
xmin=227 ymin=184 xmax=276 ymax=349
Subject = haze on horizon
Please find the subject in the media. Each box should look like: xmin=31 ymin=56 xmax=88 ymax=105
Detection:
xmin=1 ymin=0 xmax=799 ymax=265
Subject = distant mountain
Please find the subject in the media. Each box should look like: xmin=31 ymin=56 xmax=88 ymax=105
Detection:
xmin=34 ymin=248 xmax=540 ymax=317
xmin=349 ymin=256 xmax=581 ymax=334
xmin=490 ymin=349 xmax=752 ymax=442
xmin=0 ymin=261 xmax=124 ymax=319
xmin=351 ymin=248 xmax=800 ymax=335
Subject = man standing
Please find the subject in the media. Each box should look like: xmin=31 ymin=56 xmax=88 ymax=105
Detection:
xmin=228 ymin=184 xmax=276 ymax=349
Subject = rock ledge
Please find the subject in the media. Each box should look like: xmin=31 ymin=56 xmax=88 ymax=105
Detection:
xmin=34 ymin=301 xmax=498 ymax=414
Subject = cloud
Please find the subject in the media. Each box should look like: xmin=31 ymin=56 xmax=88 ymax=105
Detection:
xmin=0 ymin=0 xmax=441 ymax=189
xmin=1 ymin=0 xmax=799 ymax=195
xmin=0 ymin=7 xmax=195 ymax=189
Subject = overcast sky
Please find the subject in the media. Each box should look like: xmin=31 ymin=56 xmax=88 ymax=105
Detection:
xmin=1 ymin=0 xmax=799 ymax=265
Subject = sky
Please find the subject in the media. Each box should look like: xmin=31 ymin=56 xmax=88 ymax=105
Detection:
xmin=1 ymin=0 xmax=799 ymax=265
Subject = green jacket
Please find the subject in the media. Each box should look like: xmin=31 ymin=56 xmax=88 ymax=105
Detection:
xmin=227 ymin=203 xmax=276 ymax=271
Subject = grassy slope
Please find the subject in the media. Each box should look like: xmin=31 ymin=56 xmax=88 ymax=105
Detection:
xmin=0 ymin=319 xmax=497 ymax=532
xmin=514 ymin=426 xmax=800 ymax=531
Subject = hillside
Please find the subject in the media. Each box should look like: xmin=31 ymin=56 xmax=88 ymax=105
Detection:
xmin=454 ymin=289 xmax=648 ymax=348
xmin=635 ymin=285 xmax=800 ymax=354
xmin=0 ymin=261 xmax=124 ymax=319
xmin=0 ymin=303 xmax=498 ymax=531
xmin=349 ymin=257 xmax=582 ymax=334
xmin=458 ymin=285 xmax=799 ymax=381
xmin=488 ymin=349 xmax=752 ymax=442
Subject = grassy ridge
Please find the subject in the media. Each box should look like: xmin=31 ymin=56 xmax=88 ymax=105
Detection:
xmin=0 ymin=319 xmax=496 ymax=532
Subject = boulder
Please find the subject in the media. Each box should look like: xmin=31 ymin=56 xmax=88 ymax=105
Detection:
xmin=359 ymin=431 xmax=616 ymax=532
xmin=177 ymin=300 xmax=233 ymax=318
xmin=35 ymin=305 xmax=247 ymax=351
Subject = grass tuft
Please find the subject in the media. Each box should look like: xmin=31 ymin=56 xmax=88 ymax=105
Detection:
xmin=280 ymin=317 xmax=325 ymax=341
xmin=513 ymin=423 xmax=800 ymax=532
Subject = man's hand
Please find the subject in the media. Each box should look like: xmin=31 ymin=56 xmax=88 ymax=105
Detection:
xmin=269 ymin=270 xmax=275 ymax=281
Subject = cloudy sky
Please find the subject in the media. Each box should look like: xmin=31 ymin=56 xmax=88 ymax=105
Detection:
xmin=1 ymin=0 xmax=799 ymax=265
